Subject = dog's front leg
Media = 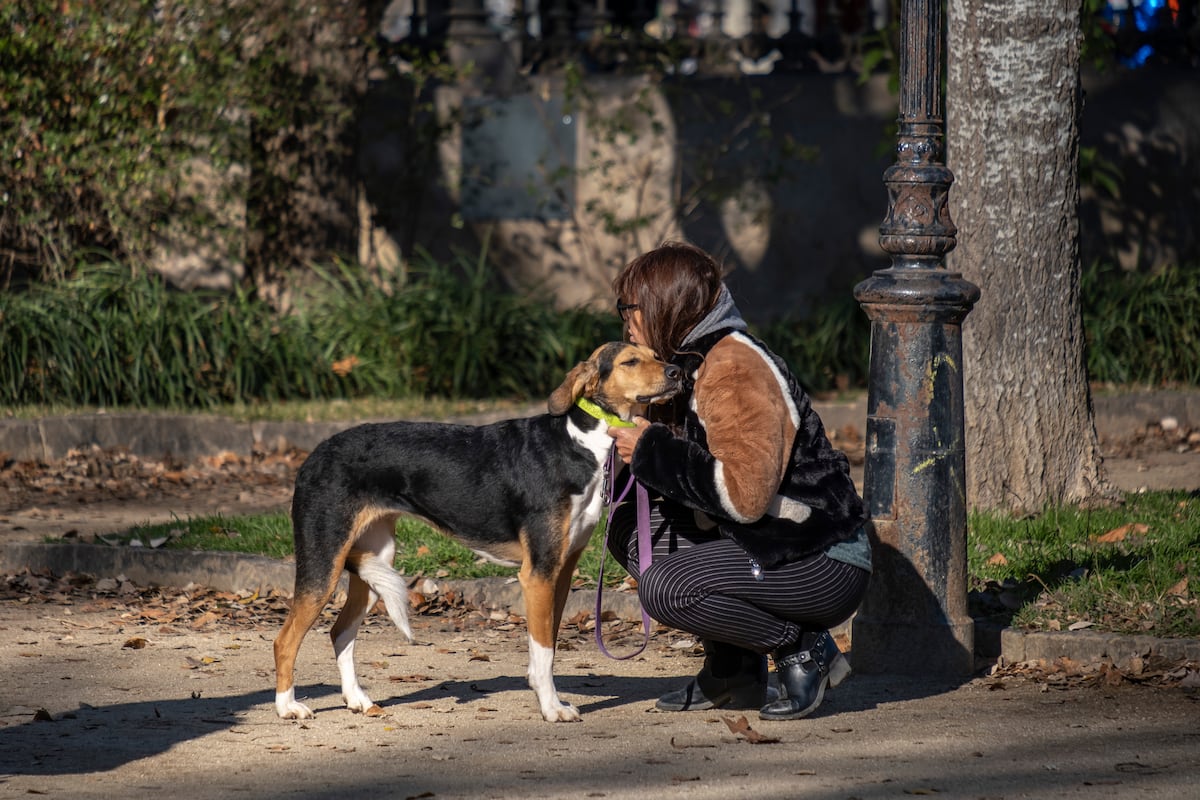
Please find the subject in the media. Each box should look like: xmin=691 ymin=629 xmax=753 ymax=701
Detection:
xmin=520 ymin=571 xmax=580 ymax=722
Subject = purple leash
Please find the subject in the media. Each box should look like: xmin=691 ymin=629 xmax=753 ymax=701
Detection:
xmin=595 ymin=446 xmax=653 ymax=659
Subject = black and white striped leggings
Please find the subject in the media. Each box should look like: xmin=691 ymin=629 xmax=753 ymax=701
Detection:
xmin=606 ymin=496 xmax=870 ymax=654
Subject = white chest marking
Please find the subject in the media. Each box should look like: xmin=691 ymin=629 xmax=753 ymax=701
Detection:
xmin=565 ymin=418 xmax=613 ymax=552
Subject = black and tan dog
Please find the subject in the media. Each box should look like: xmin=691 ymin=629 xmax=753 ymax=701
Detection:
xmin=273 ymin=342 xmax=681 ymax=722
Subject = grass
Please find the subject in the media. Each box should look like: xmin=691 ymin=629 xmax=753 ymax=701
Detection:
xmin=969 ymin=490 xmax=1200 ymax=639
xmin=0 ymin=250 xmax=625 ymax=408
xmin=118 ymin=512 xmax=630 ymax=587
xmin=100 ymin=490 xmax=1200 ymax=640
xmin=1082 ymin=260 xmax=1200 ymax=386
xmin=6 ymin=250 xmax=1197 ymax=637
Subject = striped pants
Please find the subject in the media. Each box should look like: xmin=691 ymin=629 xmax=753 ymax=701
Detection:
xmin=607 ymin=496 xmax=869 ymax=655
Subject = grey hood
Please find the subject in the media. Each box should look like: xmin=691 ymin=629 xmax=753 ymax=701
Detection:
xmin=682 ymin=284 xmax=748 ymax=346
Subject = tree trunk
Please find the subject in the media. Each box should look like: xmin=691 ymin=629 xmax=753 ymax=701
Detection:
xmin=946 ymin=0 xmax=1115 ymax=511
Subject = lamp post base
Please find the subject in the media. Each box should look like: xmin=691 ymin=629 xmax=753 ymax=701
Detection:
xmin=851 ymin=617 xmax=975 ymax=676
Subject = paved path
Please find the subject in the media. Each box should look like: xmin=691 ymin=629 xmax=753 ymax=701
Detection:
xmin=2 ymin=599 xmax=1198 ymax=800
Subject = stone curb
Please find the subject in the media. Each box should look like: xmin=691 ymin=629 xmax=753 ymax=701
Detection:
xmin=2 ymin=391 xmax=1197 ymax=463
xmin=0 ymin=407 xmax=546 ymax=463
xmin=4 ymin=541 xmax=1197 ymax=670
xmin=1000 ymin=626 xmax=1200 ymax=665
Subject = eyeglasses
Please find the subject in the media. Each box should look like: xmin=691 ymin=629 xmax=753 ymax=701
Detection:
xmin=616 ymin=302 xmax=639 ymax=322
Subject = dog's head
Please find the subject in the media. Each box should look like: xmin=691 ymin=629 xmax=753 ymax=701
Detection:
xmin=548 ymin=342 xmax=683 ymax=421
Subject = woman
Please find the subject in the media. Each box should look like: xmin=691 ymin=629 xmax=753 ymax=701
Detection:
xmin=606 ymin=241 xmax=872 ymax=720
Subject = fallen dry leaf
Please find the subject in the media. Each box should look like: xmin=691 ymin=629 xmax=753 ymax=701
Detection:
xmin=191 ymin=611 xmax=222 ymax=629
xmin=331 ymin=355 xmax=360 ymax=376
xmin=986 ymin=552 xmax=1008 ymax=566
xmin=1092 ymin=523 xmax=1149 ymax=543
xmin=122 ymin=637 xmax=148 ymax=649
xmin=722 ymin=715 xmax=780 ymax=744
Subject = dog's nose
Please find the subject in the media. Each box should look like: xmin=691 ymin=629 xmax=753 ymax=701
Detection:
xmin=665 ymin=365 xmax=683 ymax=381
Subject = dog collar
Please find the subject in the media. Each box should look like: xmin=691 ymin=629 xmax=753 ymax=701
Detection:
xmin=575 ymin=397 xmax=635 ymax=428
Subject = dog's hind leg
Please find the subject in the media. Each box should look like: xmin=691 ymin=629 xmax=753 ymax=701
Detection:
xmin=351 ymin=516 xmax=412 ymax=641
xmin=275 ymin=584 xmax=336 ymax=720
xmin=330 ymin=570 xmax=382 ymax=714
xmin=332 ymin=516 xmax=411 ymax=714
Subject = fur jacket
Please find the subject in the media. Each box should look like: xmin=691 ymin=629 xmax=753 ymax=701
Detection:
xmin=630 ymin=289 xmax=867 ymax=569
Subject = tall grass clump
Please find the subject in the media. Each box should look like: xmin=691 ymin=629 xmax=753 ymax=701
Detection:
xmin=755 ymin=291 xmax=871 ymax=394
xmin=0 ymin=251 xmax=620 ymax=408
xmin=760 ymin=258 xmax=1200 ymax=395
xmin=0 ymin=260 xmax=330 ymax=408
xmin=1082 ymin=260 xmax=1200 ymax=386
xmin=299 ymin=247 xmax=621 ymax=399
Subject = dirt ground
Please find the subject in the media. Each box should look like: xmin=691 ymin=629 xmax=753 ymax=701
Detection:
xmin=2 ymin=576 xmax=1199 ymax=800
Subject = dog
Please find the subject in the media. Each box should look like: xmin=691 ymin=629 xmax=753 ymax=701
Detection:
xmin=273 ymin=342 xmax=682 ymax=722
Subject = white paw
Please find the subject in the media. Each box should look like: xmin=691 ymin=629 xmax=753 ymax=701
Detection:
xmin=275 ymin=690 xmax=314 ymax=720
xmin=541 ymin=700 xmax=582 ymax=723
xmin=344 ymin=687 xmax=376 ymax=714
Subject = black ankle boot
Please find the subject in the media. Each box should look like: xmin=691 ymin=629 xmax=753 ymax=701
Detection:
xmin=657 ymin=640 xmax=768 ymax=711
xmin=759 ymin=631 xmax=851 ymax=720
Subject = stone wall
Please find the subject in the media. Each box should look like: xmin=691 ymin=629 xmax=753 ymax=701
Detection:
xmin=352 ymin=64 xmax=1198 ymax=323
xmin=154 ymin=64 xmax=1200 ymax=323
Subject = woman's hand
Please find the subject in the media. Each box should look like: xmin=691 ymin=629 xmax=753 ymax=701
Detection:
xmin=607 ymin=417 xmax=651 ymax=464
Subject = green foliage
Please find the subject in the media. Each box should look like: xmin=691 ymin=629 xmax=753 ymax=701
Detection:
xmin=969 ymin=491 xmax=1200 ymax=639
xmin=298 ymin=246 xmax=622 ymax=399
xmin=1079 ymin=145 xmax=1123 ymax=199
xmin=0 ymin=250 xmax=621 ymax=407
xmin=0 ymin=259 xmax=324 ymax=407
xmin=2 ymin=1 xmax=208 ymax=272
xmin=759 ymin=257 xmax=1200 ymax=395
xmin=1082 ymin=260 xmax=1200 ymax=386
xmin=2 ymin=253 xmax=1196 ymax=409
xmin=0 ymin=0 xmax=370 ymax=282
xmin=756 ymin=292 xmax=871 ymax=395
xmin=1080 ymin=0 xmax=1118 ymax=69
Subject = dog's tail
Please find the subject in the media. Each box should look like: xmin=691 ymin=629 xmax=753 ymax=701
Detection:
xmin=356 ymin=557 xmax=414 ymax=642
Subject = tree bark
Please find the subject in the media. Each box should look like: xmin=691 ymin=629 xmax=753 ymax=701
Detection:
xmin=946 ymin=0 xmax=1115 ymax=511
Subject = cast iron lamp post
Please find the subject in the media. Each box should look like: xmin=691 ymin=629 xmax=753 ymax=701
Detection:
xmin=852 ymin=0 xmax=981 ymax=675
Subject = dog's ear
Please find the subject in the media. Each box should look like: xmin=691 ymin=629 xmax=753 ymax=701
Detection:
xmin=548 ymin=360 xmax=599 ymax=415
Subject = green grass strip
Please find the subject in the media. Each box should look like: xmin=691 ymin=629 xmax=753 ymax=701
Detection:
xmin=92 ymin=490 xmax=1200 ymax=640
xmin=120 ymin=512 xmax=629 ymax=587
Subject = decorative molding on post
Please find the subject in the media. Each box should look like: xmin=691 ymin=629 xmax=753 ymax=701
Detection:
xmin=852 ymin=0 xmax=980 ymax=675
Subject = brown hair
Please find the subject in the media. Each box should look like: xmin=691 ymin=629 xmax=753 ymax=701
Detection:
xmin=612 ymin=241 xmax=723 ymax=360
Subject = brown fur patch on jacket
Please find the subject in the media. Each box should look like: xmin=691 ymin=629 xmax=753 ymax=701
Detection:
xmin=693 ymin=335 xmax=797 ymax=522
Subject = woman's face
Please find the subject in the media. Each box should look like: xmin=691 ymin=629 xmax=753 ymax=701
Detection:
xmin=617 ymin=299 xmax=644 ymax=345
xmin=626 ymin=309 xmax=645 ymax=345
